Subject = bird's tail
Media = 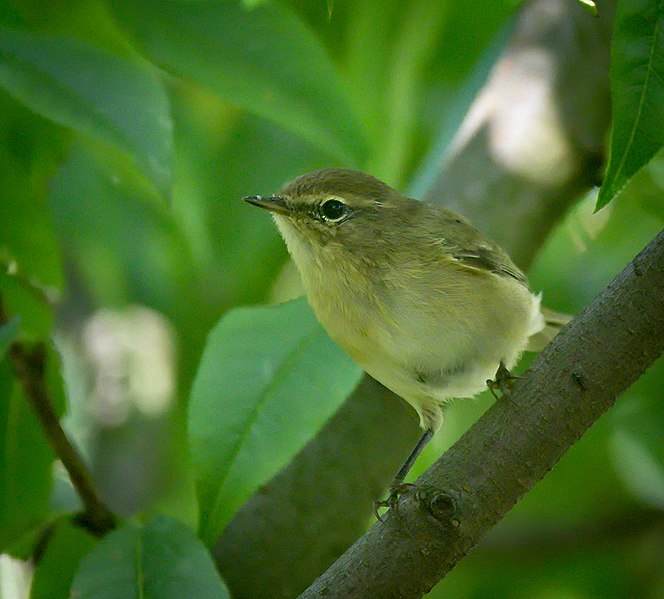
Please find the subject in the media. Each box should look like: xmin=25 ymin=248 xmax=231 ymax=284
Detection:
xmin=526 ymin=306 xmax=573 ymax=352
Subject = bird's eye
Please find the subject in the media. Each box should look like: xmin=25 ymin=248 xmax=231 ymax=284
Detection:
xmin=320 ymin=199 xmax=348 ymax=222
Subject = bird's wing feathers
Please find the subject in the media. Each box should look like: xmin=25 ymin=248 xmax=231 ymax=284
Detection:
xmin=449 ymin=244 xmax=528 ymax=285
xmin=427 ymin=208 xmax=528 ymax=286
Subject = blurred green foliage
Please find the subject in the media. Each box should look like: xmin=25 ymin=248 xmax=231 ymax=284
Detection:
xmin=70 ymin=516 xmax=230 ymax=598
xmin=597 ymin=0 xmax=664 ymax=209
xmin=0 ymin=0 xmax=662 ymax=597
xmin=190 ymin=298 xmax=362 ymax=547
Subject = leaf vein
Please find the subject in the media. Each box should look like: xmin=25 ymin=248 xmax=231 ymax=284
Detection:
xmin=203 ymin=325 xmax=322 ymax=540
xmin=609 ymin=3 xmax=664 ymax=190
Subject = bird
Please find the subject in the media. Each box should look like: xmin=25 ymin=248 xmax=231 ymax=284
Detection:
xmin=244 ymin=167 xmax=568 ymax=513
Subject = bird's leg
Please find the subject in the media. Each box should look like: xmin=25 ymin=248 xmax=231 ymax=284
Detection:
xmin=374 ymin=428 xmax=434 ymax=520
xmin=487 ymin=360 xmax=524 ymax=401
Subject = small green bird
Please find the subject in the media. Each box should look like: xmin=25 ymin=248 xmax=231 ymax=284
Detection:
xmin=244 ymin=168 xmax=568 ymax=512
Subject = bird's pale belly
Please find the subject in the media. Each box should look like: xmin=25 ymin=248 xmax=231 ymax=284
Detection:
xmin=338 ymin=322 xmax=522 ymax=431
xmin=317 ymin=285 xmax=538 ymax=431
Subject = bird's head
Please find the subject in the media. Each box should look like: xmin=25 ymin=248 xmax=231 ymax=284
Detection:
xmin=243 ymin=168 xmax=415 ymax=267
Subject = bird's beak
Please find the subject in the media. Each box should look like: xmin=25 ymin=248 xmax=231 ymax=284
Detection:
xmin=243 ymin=195 xmax=291 ymax=216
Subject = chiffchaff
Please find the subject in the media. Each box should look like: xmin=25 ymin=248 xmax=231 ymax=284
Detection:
xmin=244 ymin=168 xmax=568 ymax=512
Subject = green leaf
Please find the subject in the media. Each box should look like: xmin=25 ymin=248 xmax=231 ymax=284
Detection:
xmin=70 ymin=516 xmax=230 ymax=598
xmin=0 ymin=316 xmax=19 ymax=360
xmin=0 ymin=361 xmax=55 ymax=551
xmin=111 ymin=0 xmax=366 ymax=165
xmin=0 ymin=92 xmax=66 ymax=335
xmin=0 ymin=272 xmax=53 ymax=339
xmin=618 ymin=146 xmax=664 ymax=222
xmin=49 ymin=143 xmax=195 ymax=313
xmin=48 ymin=140 xmax=218 ymax=404
xmin=30 ymin=520 xmax=97 ymax=599
xmin=596 ymin=0 xmax=664 ymax=210
xmin=169 ymin=85 xmax=330 ymax=308
xmin=0 ymin=26 xmax=173 ymax=191
xmin=189 ymin=297 xmax=363 ymax=546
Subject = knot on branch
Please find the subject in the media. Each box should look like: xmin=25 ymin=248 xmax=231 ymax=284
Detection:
xmin=415 ymin=486 xmax=460 ymax=527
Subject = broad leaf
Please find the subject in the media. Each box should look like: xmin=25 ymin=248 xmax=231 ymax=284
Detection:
xmin=0 ymin=94 xmax=65 ymax=285
xmin=597 ymin=0 xmax=664 ymax=209
xmin=70 ymin=516 xmax=230 ymax=598
xmin=169 ymin=87 xmax=329 ymax=308
xmin=0 ymin=26 xmax=173 ymax=190
xmin=48 ymin=143 xmax=198 ymax=317
xmin=0 ymin=93 xmax=66 ymax=336
xmin=189 ymin=297 xmax=363 ymax=546
xmin=30 ymin=520 xmax=97 ymax=599
xmin=111 ymin=0 xmax=366 ymax=165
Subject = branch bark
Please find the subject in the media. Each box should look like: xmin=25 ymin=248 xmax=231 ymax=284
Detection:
xmin=299 ymin=229 xmax=664 ymax=598
xmin=214 ymin=0 xmax=614 ymax=596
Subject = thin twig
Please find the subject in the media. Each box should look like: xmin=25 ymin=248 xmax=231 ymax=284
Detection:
xmin=1 ymin=297 xmax=116 ymax=537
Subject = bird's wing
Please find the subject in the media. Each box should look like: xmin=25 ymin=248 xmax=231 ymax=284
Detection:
xmin=449 ymin=244 xmax=528 ymax=285
xmin=429 ymin=208 xmax=529 ymax=287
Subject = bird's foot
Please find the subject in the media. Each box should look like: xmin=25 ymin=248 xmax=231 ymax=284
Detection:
xmin=373 ymin=483 xmax=418 ymax=522
xmin=487 ymin=361 xmax=523 ymax=403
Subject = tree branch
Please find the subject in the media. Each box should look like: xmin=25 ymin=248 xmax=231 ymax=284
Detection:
xmin=299 ymin=230 xmax=664 ymax=598
xmin=423 ymin=0 xmax=613 ymax=267
xmin=0 ymin=298 xmax=116 ymax=537
xmin=215 ymin=1 xmax=614 ymax=596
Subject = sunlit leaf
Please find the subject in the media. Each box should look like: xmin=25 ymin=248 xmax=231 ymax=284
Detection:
xmin=71 ymin=516 xmax=230 ymax=598
xmin=596 ymin=0 xmax=664 ymax=210
xmin=189 ymin=297 xmax=363 ymax=546
xmin=0 ymin=26 xmax=173 ymax=190
xmin=111 ymin=0 xmax=366 ymax=165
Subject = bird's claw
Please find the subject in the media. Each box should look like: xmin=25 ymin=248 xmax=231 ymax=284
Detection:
xmin=373 ymin=482 xmax=418 ymax=521
xmin=487 ymin=361 xmax=523 ymax=402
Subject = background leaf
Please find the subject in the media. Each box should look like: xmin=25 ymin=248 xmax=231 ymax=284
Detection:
xmin=0 ymin=92 xmax=65 ymax=338
xmin=169 ymin=85 xmax=330 ymax=309
xmin=0 ymin=26 xmax=173 ymax=191
xmin=111 ymin=0 xmax=366 ymax=165
xmin=0 ymin=361 xmax=54 ymax=551
xmin=188 ymin=297 xmax=363 ymax=546
xmin=30 ymin=520 xmax=97 ymax=599
xmin=70 ymin=515 xmax=230 ymax=598
xmin=596 ymin=0 xmax=664 ymax=209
